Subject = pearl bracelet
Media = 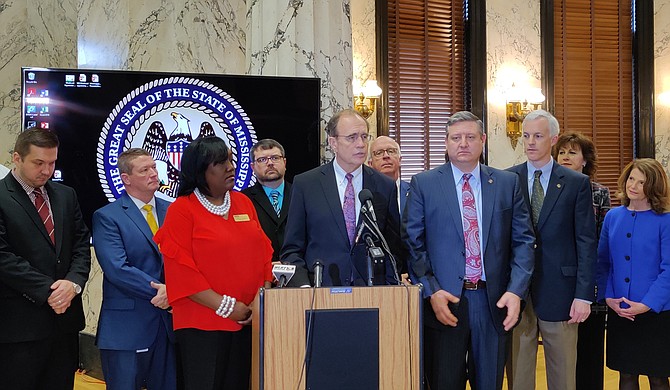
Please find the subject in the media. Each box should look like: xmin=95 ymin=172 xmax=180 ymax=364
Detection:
xmin=215 ymin=295 xmax=236 ymax=318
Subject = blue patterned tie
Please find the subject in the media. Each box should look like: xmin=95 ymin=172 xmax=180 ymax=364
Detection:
xmin=270 ymin=190 xmax=280 ymax=216
xmin=343 ymin=173 xmax=356 ymax=245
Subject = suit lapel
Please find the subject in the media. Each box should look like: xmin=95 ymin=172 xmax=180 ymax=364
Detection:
xmin=45 ymin=182 xmax=64 ymax=254
xmin=278 ymin=182 xmax=291 ymax=224
xmin=121 ymin=193 xmax=160 ymax=254
xmin=439 ymin=164 xmax=465 ymax=245
xmin=537 ymin=163 xmax=565 ymax=230
xmin=479 ymin=165 xmax=495 ymax=254
xmin=249 ymin=182 xmax=280 ymax=223
xmin=320 ymin=162 xmax=349 ymax=245
xmin=516 ymin=164 xmax=531 ymax=208
xmin=6 ymin=175 xmax=55 ymax=249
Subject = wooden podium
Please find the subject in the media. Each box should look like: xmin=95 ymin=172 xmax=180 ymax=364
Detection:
xmin=251 ymin=285 xmax=422 ymax=390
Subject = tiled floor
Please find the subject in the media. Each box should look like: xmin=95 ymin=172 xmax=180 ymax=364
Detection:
xmin=74 ymin=346 xmax=650 ymax=390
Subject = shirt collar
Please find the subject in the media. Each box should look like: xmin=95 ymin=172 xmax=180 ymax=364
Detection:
xmin=451 ymin=163 xmax=481 ymax=186
xmin=127 ymin=192 xmax=156 ymax=211
xmin=262 ymin=180 xmax=285 ymax=198
xmin=11 ymin=170 xmax=45 ymax=195
xmin=333 ymin=159 xmax=363 ymax=185
xmin=526 ymin=158 xmax=553 ymax=179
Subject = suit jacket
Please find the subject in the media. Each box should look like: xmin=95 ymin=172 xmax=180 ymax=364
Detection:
xmin=0 ymin=174 xmax=91 ymax=343
xmin=400 ymin=179 xmax=410 ymax=213
xmin=281 ymin=162 xmax=403 ymax=286
xmin=404 ymin=163 xmax=535 ymax=333
xmin=242 ymin=181 xmax=292 ymax=263
xmin=508 ymin=162 xmax=596 ymax=321
xmin=92 ymin=192 xmax=175 ymax=350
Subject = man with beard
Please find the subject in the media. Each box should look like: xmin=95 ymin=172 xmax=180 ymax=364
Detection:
xmin=243 ymin=139 xmax=291 ymax=264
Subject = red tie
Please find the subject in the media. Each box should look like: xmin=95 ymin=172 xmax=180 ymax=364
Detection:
xmin=33 ymin=188 xmax=55 ymax=245
xmin=462 ymin=174 xmax=482 ymax=283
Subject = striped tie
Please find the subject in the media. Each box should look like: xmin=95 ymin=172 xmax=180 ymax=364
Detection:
xmin=33 ymin=188 xmax=55 ymax=245
xmin=270 ymin=191 xmax=280 ymax=216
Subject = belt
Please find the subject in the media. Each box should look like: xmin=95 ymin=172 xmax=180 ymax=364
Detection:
xmin=463 ymin=280 xmax=486 ymax=290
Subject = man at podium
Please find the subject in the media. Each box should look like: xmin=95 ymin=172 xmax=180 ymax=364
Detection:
xmin=404 ymin=111 xmax=535 ymax=389
xmin=281 ymin=109 xmax=403 ymax=286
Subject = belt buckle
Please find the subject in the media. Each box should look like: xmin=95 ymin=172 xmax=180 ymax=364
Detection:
xmin=464 ymin=280 xmax=478 ymax=290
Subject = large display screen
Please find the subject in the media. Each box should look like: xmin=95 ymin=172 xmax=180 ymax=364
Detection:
xmin=21 ymin=68 xmax=321 ymax=229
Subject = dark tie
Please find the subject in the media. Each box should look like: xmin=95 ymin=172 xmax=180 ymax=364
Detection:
xmin=343 ymin=173 xmax=356 ymax=245
xmin=270 ymin=190 xmax=280 ymax=216
xmin=33 ymin=188 xmax=55 ymax=244
xmin=462 ymin=174 xmax=482 ymax=283
xmin=531 ymin=170 xmax=544 ymax=226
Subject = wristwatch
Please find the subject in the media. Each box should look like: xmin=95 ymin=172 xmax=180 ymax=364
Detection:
xmin=72 ymin=282 xmax=82 ymax=294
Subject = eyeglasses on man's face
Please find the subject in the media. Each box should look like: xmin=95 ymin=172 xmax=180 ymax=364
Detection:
xmin=254 ymin=155 xmax=284 ymax=164
xmin=372 ymin=147 xmax=399 ymax=158
xmin=332 ymin=133 xmax=371 ymax=144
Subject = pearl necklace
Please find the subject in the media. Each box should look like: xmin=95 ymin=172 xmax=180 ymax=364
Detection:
xmin=194 ymin=188 xmax=231 ymax=216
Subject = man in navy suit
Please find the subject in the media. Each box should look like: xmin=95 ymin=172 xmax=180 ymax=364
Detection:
xmin=507 ymin=110 xmax=596 ymax=390
xmin=282 ymin=109 xmax=403 ymax=286
xmin=0 ymin=128 xmax=91 ymax=390
xmin=404 ymin=111 xmax=535 ymax=389
xmin=92 ymin=148 xmax=177 ymax=390
xmin=242 ymin=139 xmax=291 ymax=264
xmin=368 ymin=135 xmax=410 ymax=213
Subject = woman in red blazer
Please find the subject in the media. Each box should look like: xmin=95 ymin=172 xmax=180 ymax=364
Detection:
xmin=155 ymin=137 xmax=273 ymax=390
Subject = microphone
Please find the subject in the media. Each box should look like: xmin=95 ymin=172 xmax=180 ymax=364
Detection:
xmin=272 ymin=264 xmax=296 ymax=288
xmin=313 ymin=261 xmax=324 ymax=288
xmin=358 ymin=189 xmax=377 ymax=223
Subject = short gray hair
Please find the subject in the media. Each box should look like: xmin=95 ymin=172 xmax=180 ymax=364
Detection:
xmin=325 ymin=109 xmax=369 ymax=137
xmin=445 ymin=111 xmax=484 ymax=136
xmin=523 ymin=109 xmax=560 ymax=137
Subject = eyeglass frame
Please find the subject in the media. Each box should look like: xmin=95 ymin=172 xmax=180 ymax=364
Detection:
xmin=253 ymin=155 xmax=285 ymax=165
xmin=371 ymin=147 xmax=399 ymax=158
xmin=331 ymin=133 xmax=372 ymax=144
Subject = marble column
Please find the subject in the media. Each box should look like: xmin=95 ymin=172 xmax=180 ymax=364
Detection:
xmin=247 ymin=0 xmax=353 ymax=162
xmin=655 ymin=0 xmax=670 ymax=175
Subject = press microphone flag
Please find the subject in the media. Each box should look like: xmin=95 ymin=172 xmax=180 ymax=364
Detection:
xmin=272 ymin=264 xmax=296 ymax=287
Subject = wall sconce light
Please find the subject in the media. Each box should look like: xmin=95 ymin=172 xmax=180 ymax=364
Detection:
xmin=353 ymin=80 xmax=382 ymax=119
xmin=506 ymin=84 xmax=546 ymax=148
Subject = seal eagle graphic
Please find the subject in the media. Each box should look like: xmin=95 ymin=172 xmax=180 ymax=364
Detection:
xmin=97 ymin=76 xmax=256 ymax=202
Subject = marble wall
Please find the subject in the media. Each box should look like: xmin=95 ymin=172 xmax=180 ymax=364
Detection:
xmin=0 ymin=0 xmax=355 ymax=334
xmin=486 ymin=0 xmax=542 ymax=169
xmin=655 ymin=0 xmax=670 ymax=175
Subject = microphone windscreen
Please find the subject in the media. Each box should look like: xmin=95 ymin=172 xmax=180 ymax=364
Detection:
xmin=358 ymin=188 xmax=373 ymax=203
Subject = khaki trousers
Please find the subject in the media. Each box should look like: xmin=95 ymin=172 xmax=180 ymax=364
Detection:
xmin=507 ymin=298 xmax=579 ymax=390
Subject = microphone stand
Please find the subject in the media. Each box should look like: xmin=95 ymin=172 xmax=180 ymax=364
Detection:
xmin=360 ymin=209 xmax=401 ymax=285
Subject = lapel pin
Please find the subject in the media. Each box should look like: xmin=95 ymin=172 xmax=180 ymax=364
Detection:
xmin=557 ymin=183 xmax=562 ymax=188
xmin=488 ymin=179 xmax=493 ymax=184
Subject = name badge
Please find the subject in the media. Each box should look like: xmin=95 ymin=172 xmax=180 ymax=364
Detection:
xmin=233 ymin=214 xmax=250 ymax=222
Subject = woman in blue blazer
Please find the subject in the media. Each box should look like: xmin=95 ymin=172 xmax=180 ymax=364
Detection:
xmin=597 ymin=158 xmax=670 ymax=390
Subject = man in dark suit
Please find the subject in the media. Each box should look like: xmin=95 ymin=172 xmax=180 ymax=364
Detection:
xmin=92 ymin=148 xmax=177 ymax=390
xmin=507 ymin=110 xmax=596 ymax=390
xmin=0 ymin=128 xmax=91 ymax=390
xmin=242 ymin=139 xmax=291 ymax=264
xmin=282 ymin=109 xmax=403 ymax=286
xmin=368 ymin=135 xmax=410 ymax=213
xmin=404 ymin=111 xmax=535 ymax=389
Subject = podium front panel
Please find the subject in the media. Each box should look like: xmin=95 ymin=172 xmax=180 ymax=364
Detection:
xmin=251 ymin=285 xmax=422 ymax=390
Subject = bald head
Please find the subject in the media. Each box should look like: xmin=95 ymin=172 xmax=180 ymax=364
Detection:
xmin=369 ymin=136 xmax=401 ymax=180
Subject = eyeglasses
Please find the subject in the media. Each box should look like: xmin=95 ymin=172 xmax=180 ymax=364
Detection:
xmin=371 ymin=148 xmax=399 ymax=158
xmin=254 ymin=155 xmax=284 ymax=164
xmin=332 ymin=133 xmax=371 ymax=144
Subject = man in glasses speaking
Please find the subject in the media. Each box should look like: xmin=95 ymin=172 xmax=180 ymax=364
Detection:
xmin=281 ymin=109 xmax=404 ymax=287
